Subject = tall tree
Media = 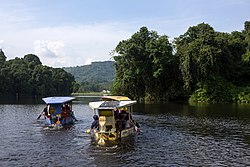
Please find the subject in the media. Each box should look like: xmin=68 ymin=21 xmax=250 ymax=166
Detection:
xmin=175 ymin=23 xmax=220 ymax=93
xmin=113 ymin=27 xmax=181 ymax=101
xmin=0 ymin=49 xmax=6 ymax=65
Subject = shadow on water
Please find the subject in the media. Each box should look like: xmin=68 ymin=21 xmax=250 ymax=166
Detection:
xmin=0 ymin=95 xmax=44 ymax=104
xmin=0 ymin=95 xmax=102 ymax=105
xmin=130 ymin=102 xmax=250 ymax=166
xmin=134 ymin=102 xmax=250 ymax=119
xmin=1 ymin=96 xmax=250 ymax=166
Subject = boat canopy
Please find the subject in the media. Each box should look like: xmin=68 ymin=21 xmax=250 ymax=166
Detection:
xmin=102 ymin=96 xmax=131 ymax=101
xmin=42 ymin=97 xmax=75 ymax=104
xmin=89 ymin=100 xmax=136 ymax=110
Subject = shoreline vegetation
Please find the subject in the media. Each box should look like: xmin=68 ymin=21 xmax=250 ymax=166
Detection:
xmin=1 ymin=21 xmax=249 ymax=104
xmin=111 ymin=21 xmax=250 ymax=104
xmin=71 ymin=92 xmax=107 ymax=96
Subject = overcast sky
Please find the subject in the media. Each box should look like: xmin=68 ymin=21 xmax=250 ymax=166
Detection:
xmin=0 ymin=0 xmax=249 ymax=67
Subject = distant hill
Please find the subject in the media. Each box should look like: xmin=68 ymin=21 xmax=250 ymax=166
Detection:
xmin=63 ymin=61 xmax=115 ymax=84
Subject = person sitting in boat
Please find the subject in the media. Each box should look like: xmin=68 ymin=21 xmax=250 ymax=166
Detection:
xmin=42 ymin=106 xmax=48 ymax=117
xmin=124 ymin=112 xmax=130 ymax=128
xmin=70 ymin=110 xmax=78 ymax=121
xmin=114 ymin=108 xmax=120 ymax=119
xmin=91 ymin=115 xmax=99 ymax=130
xmin=116 ymin=112 xmax=126 ymax=130
xmin=65 ymin=104 xmax=77 ymax=121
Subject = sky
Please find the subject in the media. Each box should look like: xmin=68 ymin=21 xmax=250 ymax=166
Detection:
xmin=0 ymin=0 xmax=249 ymax=67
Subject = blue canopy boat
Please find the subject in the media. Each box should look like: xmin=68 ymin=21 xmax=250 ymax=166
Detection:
xmin=39 ymin=96 xmax=77 ymax=127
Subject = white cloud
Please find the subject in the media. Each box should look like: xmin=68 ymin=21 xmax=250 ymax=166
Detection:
xmin=84 ymin=58 xmax=93 ymax=65
xmin=33 ymin=40 xmax=59 ymax=58
xmin=0 ymin=40 xmax=4 ymax=49
xmin=0 ymin=24 xmax=132 ymax=67
xmin=1 ymin=0 xmax=248 ymax=68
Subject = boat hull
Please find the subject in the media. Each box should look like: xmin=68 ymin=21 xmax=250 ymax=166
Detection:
xmin=44 ymin=116 xmax=74 ymax=126
xmin=94 ymin=126 xmax=135 ymax=145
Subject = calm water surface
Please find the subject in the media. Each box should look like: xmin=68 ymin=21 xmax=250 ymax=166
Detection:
xmin=0 ymin=97 xmax=250 ymax=166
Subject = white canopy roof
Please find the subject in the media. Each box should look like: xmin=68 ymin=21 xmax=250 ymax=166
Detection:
xmin=89 ymin=100 xmax=137 ymax=110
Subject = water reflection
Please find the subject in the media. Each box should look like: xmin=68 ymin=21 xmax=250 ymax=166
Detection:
xmin=74 ymin=96 xmax=102 ymax=105
xmin=0 ymin=98 xmax=250 ymax=166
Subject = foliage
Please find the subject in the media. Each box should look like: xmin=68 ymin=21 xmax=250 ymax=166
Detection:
xmin=1 ymin=21 xmax=250 ymax=104
xmin=113 ymin=27 xmax=183 ymax=101
xmin=112 ymin=21 xmax=250 ymax=103
xmin=174 ymin=23 xmax=221 ymax=93
xmin=236 ymin=87 xmax=250 ymax=103
xmin=189 ymin=77 xmax=234 ymax=103
xmin=63 ymin=61 xmax=115 ymax=92
xmin=0 ymin=49 xmax=7 ymax=64
xmin=0 ymin=53 xmax=75 ymax=96
xmin=189 ymin=76 xmax=250 ymax=103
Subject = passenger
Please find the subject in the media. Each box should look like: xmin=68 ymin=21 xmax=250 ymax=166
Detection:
xmin=61 ymin=105 xmax=68 ymax=119
xmin=91 ymin=115 xmax=99 ymax=130
xmin=124 ymin=113 xmax=130 ymax=128
xmin=114 ymin=108 xmax=120 ymax=119
xmin=43 ymin=106 xmax=48 ymax=116
xmin=116 ymin=112 xmax=126 ymax=129
xmin=70 ymin=110 xmax=78 ymax=121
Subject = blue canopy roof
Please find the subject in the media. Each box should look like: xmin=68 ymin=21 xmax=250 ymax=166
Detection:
xmin=42 ymin=96 xmax=75 ymax=104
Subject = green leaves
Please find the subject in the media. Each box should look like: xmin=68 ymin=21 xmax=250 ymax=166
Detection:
xmin=113 ymin=27 xmax=182 ymax=101
xmin=0 ymin=49 xmax=6 ymax=65
xmin=113 ymin=21 xmax=250 ymax=103
xmin=0 ymin=54 xmax=75 ymax=96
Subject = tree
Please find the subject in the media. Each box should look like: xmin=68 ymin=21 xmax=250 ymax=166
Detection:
xmin=175 ymin=23 xmax=220 ymax=93
xmin=31 ymin=65 xmax=55 ymax=96
xmin=0 ymin=49 xmax=8 ymax=94
xmin=113 ymin=27 xmax=151 ymax=99
xmin=240 ymin=21 xmax=250 ymax=85
xmin=113 ymin=27 xmax=182 ymax=101
xmin=8 ymin=57 xmax=32 ymax=95
xmin=51 ymin=68 xmax=75 ymax=95
xmin=0 ymin=53 xmax=75 ymax=96
xmin=23 ymin=54 xmax=42 ymax=69
xmin=0 ymin=49 xmax=6 ymax=65
xmin=146 ymin=35 xmax=183 ymax=100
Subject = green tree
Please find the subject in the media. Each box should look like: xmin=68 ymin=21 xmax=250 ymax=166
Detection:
xmin=0 ymin=50 xmax=8 ymax=94
xmin=23 ymin=54 xmax=42 ymax=69
xmin=31 ymin=65 xmax=55 ymax=96
xmin=146 ymin=35 xmax=183 ymax=101
xmin=113 ymin=27 xmax=182 ymax=101
xmin=175 ymin=23 xmax=221 ymax=93
xmin=8 ymin=57 xmax=33 ymax=95
xmin=51 ymin=68 xmax=75 ymax=95
xmin=0 ymin=49 xmax=6 ymax=65
xmin=113 ymin=27 xmax=151 ymax=99
xmin=240 ymin=21 xmax=250 ymax=85
xmin=0 ymin=53 xmax=75 ymax=97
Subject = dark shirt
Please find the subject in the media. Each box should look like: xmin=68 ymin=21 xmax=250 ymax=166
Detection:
xmin=91 ymin=120 xmax=99 ymax=129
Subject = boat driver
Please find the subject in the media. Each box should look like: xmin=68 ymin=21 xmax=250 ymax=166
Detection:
xmin=91 ymin=115 xmax=99 ymax=130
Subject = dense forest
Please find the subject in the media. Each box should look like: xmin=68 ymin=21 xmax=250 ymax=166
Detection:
xmin=63 ymin=61 xmax=115 ymax=92
xmin=112 ymin=21 xmax=250 ymax=103
xmin=0 ymin=52 xmax=75 ymax=97
xmin=1 ymin=21 xmax=249 ymax=103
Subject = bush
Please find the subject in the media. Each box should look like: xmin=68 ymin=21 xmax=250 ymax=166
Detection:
xmin=189 ymin=77 xmax=250 ymax=103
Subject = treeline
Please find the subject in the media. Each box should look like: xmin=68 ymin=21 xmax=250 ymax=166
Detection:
xmin=112 ymin=21 xmax=250 ymax=103
xmin=0 ymin=51 xmax=75 ymax=97
xmin=63 ymin=61 xmax=115 ymax=92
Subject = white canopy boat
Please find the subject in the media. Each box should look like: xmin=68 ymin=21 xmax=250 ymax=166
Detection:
xmin=88 ymin=96 xmax=140 ymax=145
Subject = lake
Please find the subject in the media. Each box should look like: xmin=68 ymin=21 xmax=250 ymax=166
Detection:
xmin=0 ymin=97 xmax=250 ymax=166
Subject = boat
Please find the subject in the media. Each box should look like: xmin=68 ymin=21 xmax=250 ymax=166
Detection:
xmin=88 ymin=96 xmax=140 ymax=145
xmin=38 ymin=96 xmax=77 ymax=128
